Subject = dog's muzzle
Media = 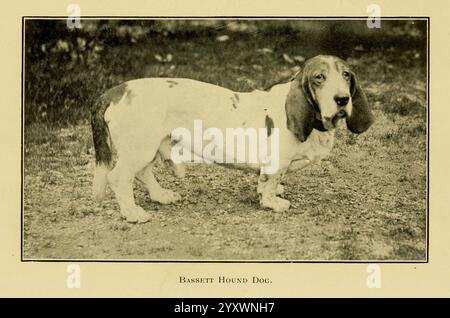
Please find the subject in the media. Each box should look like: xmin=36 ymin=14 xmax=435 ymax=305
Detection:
xmin=323 ymin=110 xmax=347 ymax=130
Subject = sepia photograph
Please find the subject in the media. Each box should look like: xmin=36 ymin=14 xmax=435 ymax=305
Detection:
xmin=22 ymin=18 xmax=428 ymax=261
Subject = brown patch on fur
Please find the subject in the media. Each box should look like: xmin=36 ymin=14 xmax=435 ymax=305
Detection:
xmin=265 ymin=115 xmax=274 ymax=137
xmin=299 ymin=56 xmax=332 ymax=108
xmin=347 ymin=74 xmax=374 ymax=133
xmin=230 ymin=94 xmax=239 ymax=109
xmin=104 ymin=83 xmax=127 ymax=104
xmin=91 ymin=83 xmax=128 ymax=166
xmin=125 ymin=89 xmax=135 ymax=104
xmin=167 ymin=80 xmax=179 ymax=88
xmin=286 ymin=69 xmax=330 ymax=142
xmin=334 ymin=58 xmax=349 ymax=73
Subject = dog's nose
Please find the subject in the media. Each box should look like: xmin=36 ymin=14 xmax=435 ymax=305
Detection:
xmin=334 ymin=94 xmax=350 ymax=106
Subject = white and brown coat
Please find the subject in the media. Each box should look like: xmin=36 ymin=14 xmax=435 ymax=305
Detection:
xmin=91 ymin=55 xmax=374 ymax=223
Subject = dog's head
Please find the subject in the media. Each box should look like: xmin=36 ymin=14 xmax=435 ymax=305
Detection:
xmin=285 ymin=55 xmax=374 ymax=141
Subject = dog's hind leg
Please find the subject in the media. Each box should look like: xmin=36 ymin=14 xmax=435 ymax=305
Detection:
xmin=136 ymin=162 xmax=182 ymax=204
xmin=107 ymin=129 xmax=162 ymax=223
xmin=107 ymin=152 xmax=157 ymax=223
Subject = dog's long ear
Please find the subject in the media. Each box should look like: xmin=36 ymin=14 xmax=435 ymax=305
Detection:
xmin=285 ymin=75 xmax=316 ymax=142
xmin=346 ymin=73 xmax=375 ymax=133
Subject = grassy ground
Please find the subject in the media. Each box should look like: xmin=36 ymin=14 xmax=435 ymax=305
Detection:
xmin=23 ymin=29 xmax=427 ymax=260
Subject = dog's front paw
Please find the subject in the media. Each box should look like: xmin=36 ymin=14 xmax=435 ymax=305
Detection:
xmin=260 ymin=196 xmax=290 ymax=212
xmin=151 ymin=189 xmax=181 ymax=204
xmin=124 ymin=206 xmax=151 ymax=224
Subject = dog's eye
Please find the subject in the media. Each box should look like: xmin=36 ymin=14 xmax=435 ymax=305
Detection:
xmin=342 ymin=71 xmax=350 ymax=80
xmin=314 ymin=74 xmax=325 ymax=81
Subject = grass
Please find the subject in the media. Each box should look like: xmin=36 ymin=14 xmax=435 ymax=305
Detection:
xmin=23 ymin=25 xmax=427 ymax=260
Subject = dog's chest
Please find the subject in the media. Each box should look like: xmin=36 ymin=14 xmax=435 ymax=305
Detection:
xmin=292 ymin=129 xmax=335 ymax=164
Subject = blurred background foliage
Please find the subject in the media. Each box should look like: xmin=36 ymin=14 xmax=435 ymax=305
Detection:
xmin=25 ymin=19 xmax=427 ymax=125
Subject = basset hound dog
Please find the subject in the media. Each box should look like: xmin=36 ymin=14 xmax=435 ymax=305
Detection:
xmin=91 ymin=55 xmax=374 ymax=223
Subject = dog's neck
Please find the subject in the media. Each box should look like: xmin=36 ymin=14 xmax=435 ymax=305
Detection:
xmin=311 ymin=111 xmax=327 ymax=132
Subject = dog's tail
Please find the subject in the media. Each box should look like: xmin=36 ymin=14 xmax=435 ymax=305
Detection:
xmin=91 ymin=94 xmax=113 ymax=203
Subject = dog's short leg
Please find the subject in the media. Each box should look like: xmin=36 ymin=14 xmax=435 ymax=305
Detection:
xmin=108 ymin=158 xmax=153 ymax=223
xmin=257 ymin=168 xmax=290 ymax=212
xmin=158 ymin=137 xmax=186 ymax=178
xmin=137 ymin=163 xmax=181 ymax=204
xmin=162 ymin=159 xmax=185 ymax=178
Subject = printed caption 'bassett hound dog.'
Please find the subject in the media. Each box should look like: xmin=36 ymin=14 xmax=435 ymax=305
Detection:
xmin=91 ymin=55 xmax=374 ymax=223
